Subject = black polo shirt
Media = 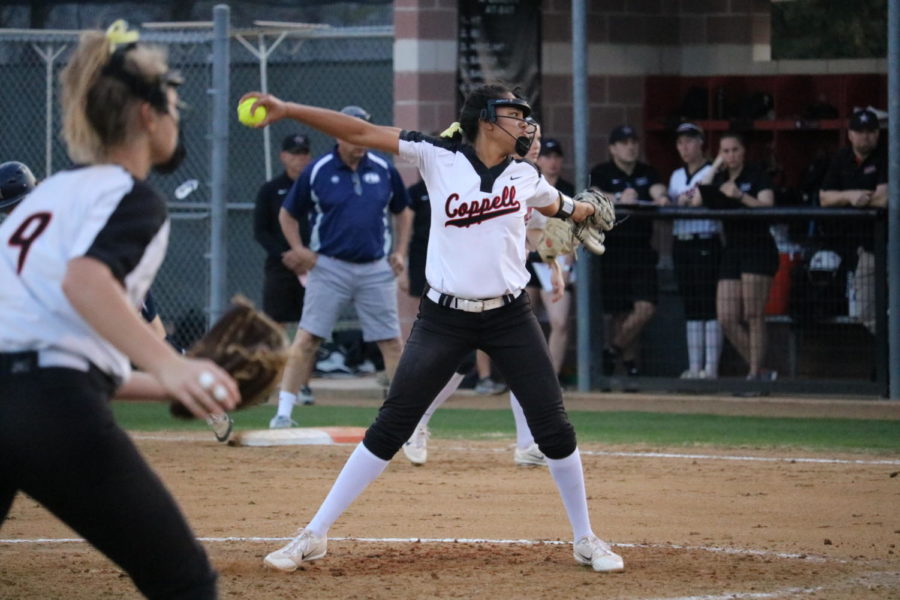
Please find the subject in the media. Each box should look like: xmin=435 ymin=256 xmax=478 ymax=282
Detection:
xmin=709 ymin=164 xmax=772 ymax=243
xmin=589 ymin=161 xmax=661 ymax=247
xmin=821 ymin=147 xmax=887 ymax=254
xmin=253 ymin=172 xmax=310 ymax=268
xmin=821 ymin=146 xmax=887 ymax=193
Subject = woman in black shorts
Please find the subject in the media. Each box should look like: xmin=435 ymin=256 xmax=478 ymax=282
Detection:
xmin=0 ymin=22 xmax=238 ymax=598
xmin=698 ymin=132 xmax=778 ymax=380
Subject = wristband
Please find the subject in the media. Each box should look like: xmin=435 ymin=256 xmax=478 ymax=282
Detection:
xmin=553 ymin=193 xmax=575 ymax=219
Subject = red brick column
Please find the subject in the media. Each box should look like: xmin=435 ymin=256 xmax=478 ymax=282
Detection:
xmin=393 ymin=0 xmax=459 ymax=185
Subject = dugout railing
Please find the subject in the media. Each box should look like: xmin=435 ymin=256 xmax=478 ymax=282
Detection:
xmin=588 ymin=206 xmax=887 ymax=397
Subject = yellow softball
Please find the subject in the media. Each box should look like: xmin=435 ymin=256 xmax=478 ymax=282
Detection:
xmin=237 ymin=97 xmax=267 ymax=127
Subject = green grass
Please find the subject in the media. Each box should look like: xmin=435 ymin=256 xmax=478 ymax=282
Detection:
xmin=112 ymin=402 xmax=900 ymax=452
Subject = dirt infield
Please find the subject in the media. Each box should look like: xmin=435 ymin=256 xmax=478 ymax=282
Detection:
xmin=2 ymin=423 xmax=899 ymax=599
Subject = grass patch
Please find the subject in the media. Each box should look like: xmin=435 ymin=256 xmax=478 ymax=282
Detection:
xmin=112 ymin=402 xmax=900 ymax=452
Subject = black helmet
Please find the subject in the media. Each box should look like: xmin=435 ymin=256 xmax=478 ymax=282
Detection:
xmin=0 ymin=161 xmax=37 ymax=212
xmin=340 ymin=105 xmax=372 ymax=122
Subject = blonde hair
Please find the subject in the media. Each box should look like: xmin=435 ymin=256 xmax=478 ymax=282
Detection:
xmin=60 ymin=30 xmax=169 ymax=164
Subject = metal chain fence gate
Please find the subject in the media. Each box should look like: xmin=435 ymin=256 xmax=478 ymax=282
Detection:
xmin=0 ymin=24 xmax=393 ymax=347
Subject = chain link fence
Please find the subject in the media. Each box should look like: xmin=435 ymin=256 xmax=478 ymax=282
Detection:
xmin=0 ymin=25 xmax=393 ymax=346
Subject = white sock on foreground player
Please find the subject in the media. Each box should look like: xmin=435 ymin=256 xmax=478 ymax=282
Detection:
xmin=264 ymin=442 xmax=621 ymax=572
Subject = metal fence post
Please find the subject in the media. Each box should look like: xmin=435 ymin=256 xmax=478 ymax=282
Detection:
xmin=888 ymin=0 xmax=899 ymax=399
xmin=209 ymin=4 xmax=230 ymax=325
xmin=572 ymin=0 xmax=592 ymax=392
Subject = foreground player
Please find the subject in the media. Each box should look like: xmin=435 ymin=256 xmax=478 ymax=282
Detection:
xmin=0 ymin=22 xmax=238 ymax=598
xmin=244 ymin=83 xmax=623 ymax=573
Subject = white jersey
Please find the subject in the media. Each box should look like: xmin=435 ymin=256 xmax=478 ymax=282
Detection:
xmin=0 ymin=165 xmax=170 ymax=381
xmin=668 ymin=162 xmax=719 ymax=237
xmin=398 ymin=131 xmax=558 ymax=299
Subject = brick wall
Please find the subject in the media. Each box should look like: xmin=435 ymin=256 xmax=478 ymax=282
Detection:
xmin=393 ymin=0 xmax=458 ymax=184
xmin=542 ymin=0 xmax=771 ymax=174
xmin=392 ymin=0 xmax=881 ymax=181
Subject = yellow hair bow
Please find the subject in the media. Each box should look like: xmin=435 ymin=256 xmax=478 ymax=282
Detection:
xmin=440 ymin=122 xmax=462 ymax=138
xmin=106 ymin=19 xmax=139 ymax=54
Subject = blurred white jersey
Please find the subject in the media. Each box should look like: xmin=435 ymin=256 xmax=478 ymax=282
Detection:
xmin=398 ymin=131 xmax=557 ymax=299
xmin=0 ymin=165 xmax=169 ymax=381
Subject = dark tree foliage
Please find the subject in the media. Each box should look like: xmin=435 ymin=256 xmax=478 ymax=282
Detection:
xmin=772 ymin=0 xmax=887 ymax=60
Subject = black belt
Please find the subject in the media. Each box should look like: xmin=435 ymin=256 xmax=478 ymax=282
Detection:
xmin=0 ymin=351 xmax=39 ymax=375
xmin=0 ymin=350 xmax=114 ymax=388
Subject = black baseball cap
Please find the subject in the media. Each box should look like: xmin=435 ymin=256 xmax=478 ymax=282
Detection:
xmin=340 ymin=105 xmax=372 ymax=122
xmin=675 ymin=122 xmax=704 ymax=140
xmin=539 ymin=138 xmax=563 ymax=157
xmin=282 ymin=133 xmax=310 ymax=154
xmin=849 ymin=109 xmax=879 ymax=132
xmin=609 ymin=125 xmax=638 ymax=145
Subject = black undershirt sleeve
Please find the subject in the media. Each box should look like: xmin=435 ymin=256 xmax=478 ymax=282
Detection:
xmin=84 ymin=180 xmax=167 ymax=284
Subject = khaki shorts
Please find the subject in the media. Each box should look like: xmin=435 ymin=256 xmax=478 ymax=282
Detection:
xmin=299 ymin=254 xmax=400 ymax=342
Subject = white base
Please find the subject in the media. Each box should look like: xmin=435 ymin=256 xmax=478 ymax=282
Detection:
xmin=229 ymin=426 xmax=366 ymax=447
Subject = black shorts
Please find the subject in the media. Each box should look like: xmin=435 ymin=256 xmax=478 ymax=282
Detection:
xmin=364 ymin=293 xmax=575 ymax=461
xmin=263 ymin=260 xmax=305 ymax=323
xmin=0 ymin=360 xmax=216 ymax=599
xmin=598 ymin=246 xmax=659 ymax=313
xmin=673 ymin=236 xmax=722 ymax=320
xmin=718 ymin=237 xmax=779 ymax=280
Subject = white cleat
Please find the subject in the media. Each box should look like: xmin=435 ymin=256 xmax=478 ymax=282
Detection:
xmin=514 ymin=443 xmax=546 ymax=467
xmin=269 ymin=415 xmax=297 ymax=429
xmin=402 ymin=425 xmax=429 ymax=466
xmin=573 ymin=535 xmax=624 ymax=572
xmin=264 ymin=529 xmax=327 ymax=572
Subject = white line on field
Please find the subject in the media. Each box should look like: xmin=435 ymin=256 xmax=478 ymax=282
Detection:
xmin=0 ymin=535 xmax=832 ymax=562
xmin=440 ymin=445 xmax=900 ymax=466
xmin=128 ymin=434 xmax=900 ymax=466
xmin=639 ymin=588 xmax=822 ymax=600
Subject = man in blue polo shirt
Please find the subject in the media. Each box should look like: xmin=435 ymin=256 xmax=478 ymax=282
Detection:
xmin=269 ymin=105 xmax=412 ymax=428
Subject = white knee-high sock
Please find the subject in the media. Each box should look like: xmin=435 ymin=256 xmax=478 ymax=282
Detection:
xmin=704 ymin=320 xmax=722 ymax=377
xmin=306 ymin=443 xmax=389 ymax=537
xmin=509 ymin=392 xmax=534 ymax=449
xmin=546 ymin=449 xmax=593 ymax=541
xmin=685 ymin=320 xmax=704 ymax=373
xmin=418 ymin=372 xmax=465 ymax=429
xmin=277 ymin=390 xmax=296 ymax=419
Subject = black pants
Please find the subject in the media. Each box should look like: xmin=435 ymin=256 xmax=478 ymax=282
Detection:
xmin=364 ymin=293 xmax=576 ymax=460
xmin=0 ymin=365 xmax=216 ymax=600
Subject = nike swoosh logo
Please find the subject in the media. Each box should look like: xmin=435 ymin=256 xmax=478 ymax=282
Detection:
xmin=510 ymin=176 xmax=521 ymax=180
xmin=278 ymin=189 xmax=288 ymax=195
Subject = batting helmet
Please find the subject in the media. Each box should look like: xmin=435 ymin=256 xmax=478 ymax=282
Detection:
xmin=340 ymin=105 xmax=372 ymax=122
xmin=0 ymin=161 xmax=37 ymax=212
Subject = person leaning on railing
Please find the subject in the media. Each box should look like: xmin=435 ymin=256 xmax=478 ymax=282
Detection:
xmin=695 ymin=131 xmax=778 ymax=381
xmin=818 ymin=108 xmax=888 ymax=336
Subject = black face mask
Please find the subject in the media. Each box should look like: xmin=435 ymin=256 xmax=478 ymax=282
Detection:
xmin=514 ymin=134 xmax=533 ymax=158
xmin=153 ymin=133 xmax=186 ymax=175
